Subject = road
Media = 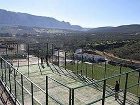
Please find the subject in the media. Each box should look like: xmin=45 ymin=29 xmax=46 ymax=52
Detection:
xmin=95 ymin=50 xmax=140 ymax=64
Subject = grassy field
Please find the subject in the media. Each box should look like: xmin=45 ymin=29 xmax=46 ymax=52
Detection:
xmin=64 ymin=62 xmax=140 ymax=95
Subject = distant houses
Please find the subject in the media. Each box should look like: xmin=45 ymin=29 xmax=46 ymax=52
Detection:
xmin=0 ymin=40 xmax=26 ymax=56
xmin=74 ymin=49 xmax=106 ymax=63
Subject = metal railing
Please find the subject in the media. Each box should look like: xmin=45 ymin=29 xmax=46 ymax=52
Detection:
xmin=0 ymin=42 xmax=140 ymax=105
xmin=1 ymin=56 xmax=140 ymax=105
xmin=73 ymin=68 xmax=140 ymax=105
xmin=0 ymin=57 xmax=72 ymax=105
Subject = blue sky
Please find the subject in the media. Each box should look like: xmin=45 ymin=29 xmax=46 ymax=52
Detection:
xmin=0 ymin=0 xmax=140 ymax=28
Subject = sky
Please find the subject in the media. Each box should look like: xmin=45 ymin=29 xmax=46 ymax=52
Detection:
xmin=0 ymin=0 xmax=140 ymax=28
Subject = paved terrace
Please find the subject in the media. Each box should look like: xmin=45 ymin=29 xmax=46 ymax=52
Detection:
xmin=1 ymin=56 xmax=139 ymax=105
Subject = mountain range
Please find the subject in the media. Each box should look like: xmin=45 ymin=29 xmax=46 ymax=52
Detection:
xmin=0 ymin=9 xmax=140 ymax=34
xmin=0 ymin=9 xmax=83 ymax=31
xmin=88 ymin=25 xmax=140 ymax=33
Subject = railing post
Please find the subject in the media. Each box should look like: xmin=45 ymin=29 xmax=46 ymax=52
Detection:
xmin=123 ymin=73 xmax=128 ymax=105
xmin=14 ymin=69 xmax=17 ymax=105
xmin=119 ymin=64 xmax=122 ymax=84
xmin=46 ymin=43 xmax=49 ymax=66
xmin=27 ymin=44 xmax=29 ymax=77
xmin=104 ymin=61 xmax=107 ymax=78
xmin=46 ymin=43 xmax=48 ymax=61
xmin=21 ymin=75 xmax=24 ymax=105
xmin=86 ymin=63 xmax=87 ymax=78
xmin=1 ymin=58 xmax=3 ymax=81
xmin=65 ymin=52 xmax=66 ymax=70
xmin=81 ymin=69 xmax=83 ymax=76
xmin=69 ymin=88 xmax=75 ymax=105
xmin=137 ymin=72 xmax=140 ymax=97
xmin=69 ymin=88 xmax=72 ymax=105
xmin=46 ymin=76 xmax=48 ymax=105
xmin=102 ymin=80 xmax=106 ymax=105
xmin=31 ymin=82 xmax=34 ymax=105
xmin=5 ymin=62 xmax=7 ymax=85
xmin=0 ymin=58 xmax=2 ymax=69
xmin=51 ymin=44 xmax=54 ymax=63
xmin=73 ymin=53 xmax=75 ymax=65
xmin=92 ymin=63 xmax=94 ymax=79
xmin=71 ymin=88 xmax=74 ymax=105
xmin=138 ymin=97 xmax=140 ymax=105
xmin=16 ymin=43 xmax=19 ymax=73
xmin=6 ymin=45 xmax=8 ymax=55
xmin=9 ymin=65 xmax=11 ymax=93
xmin=58 ymin=50 xmax=59 ymax=66
xmin=76 ymin=61 xmax=78 ymax=74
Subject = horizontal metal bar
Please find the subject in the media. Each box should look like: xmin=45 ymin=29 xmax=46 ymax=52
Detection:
xmin=15 ymin=79 xmax=43 ymax=105
xmin=0 ymin=79 xmax=21 ymax=105
xmin=74 ymin=69 xmax=140 ymax=89
xmin=48 ymin=94 xmax=64 ymax=105
xmin=86 ymin=82 xmax=140 ymax=105
xmin=127 ymin=83 xmax=140 ymax=90
xmin=33 ymin=83 xmax=46 ymax=94
xmin=86 ymin=89 xmax=124 ymax=105
xmin=86 ymin=97 xmax=102 ymax=105
xmin=48 ymin=76 xmax=70 ymax=89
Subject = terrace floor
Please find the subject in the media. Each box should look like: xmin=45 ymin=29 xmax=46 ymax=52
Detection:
xmin=11 ymin=57 xmax=139 ymax=105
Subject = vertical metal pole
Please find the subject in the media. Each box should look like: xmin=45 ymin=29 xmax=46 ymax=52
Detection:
xmin=69 ymin=88 xmax=72 ymax=105
xmin=6 ymin=44 xmax=8 ymax=55
xmin=21 ymin=75 xmax=24 ymax=105
xmin=5 ymin=62 xmax=6 ymax=85
xmin=82 ymin=54 xmax=83 ymax=63
xmin=119 ymin=64 xmax=122 ymax=84
xmin=9 ymin=66 xmax=11 ymax=93
xmin=76 ymin=61 xmax=78 ymax=74
xmin=92 ymin=63 xmax=94 ymax=79
xmin=102 ymin=80 xmax=106 ymax=105
xmin=104 ymin=61 xmax=107 ymax=78
xmin=81 ymin=53 xmax=83 ymax=74
xmin=0 ymin=58 xmax=2 ymax=74
xmin=86 ymin=63 xmax=87 ymax=78
xmin=73 ymin=53 xmax=75 ymax=65
xmin=58 ymin=50 xmax=59 ymax=66
xmin=31 ymin=82 xmax=34 ymax=105
xmin=14 ymin=69 xmax=17 ymax=104
xmin=52 ymin=44 xmax=53 ymax=63
xmin=123 ymin=73 xmax=128 ymax=105
xmin=81 ymin=69 xmax=83 ymax=76
xmin=1 ymin=59 xmax=3 ymax=81
xmin=46 ymin=43 xmax=49 ymax=66
xmin=17 ymin=43 xmax=19 ymax=69
xmin=28 ymin=44 xmax=29 ymax=77
xmin=72 ymin=53 xmax=75 ymax=71
xmin=0 ymin=58 xmax=2 ymax=69
xmin=72 ymin=89 xmax=74 ymax=105
xmin=138 ymin=97 xmax=140 ymax=105
xmin=46 ymin=76 xmax=48 ymax=105
xmin=65 ymin=52 xmax=67 ymax=70
xmin=46 ymin=43 xmax=48 ymax=61
xmin=137 ymin=72 xmax=140 ymax=97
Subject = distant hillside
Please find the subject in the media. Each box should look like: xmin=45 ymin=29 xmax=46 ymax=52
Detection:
xmin=88 ymin=25 xmax=140 ymax=33
xmin=108 ymin=41 xmax=140 ymax=61
xmin=0 ymin=9 xmax=83 ymax=31
xmin=0 ymin=25 xmax=79 ymax=35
